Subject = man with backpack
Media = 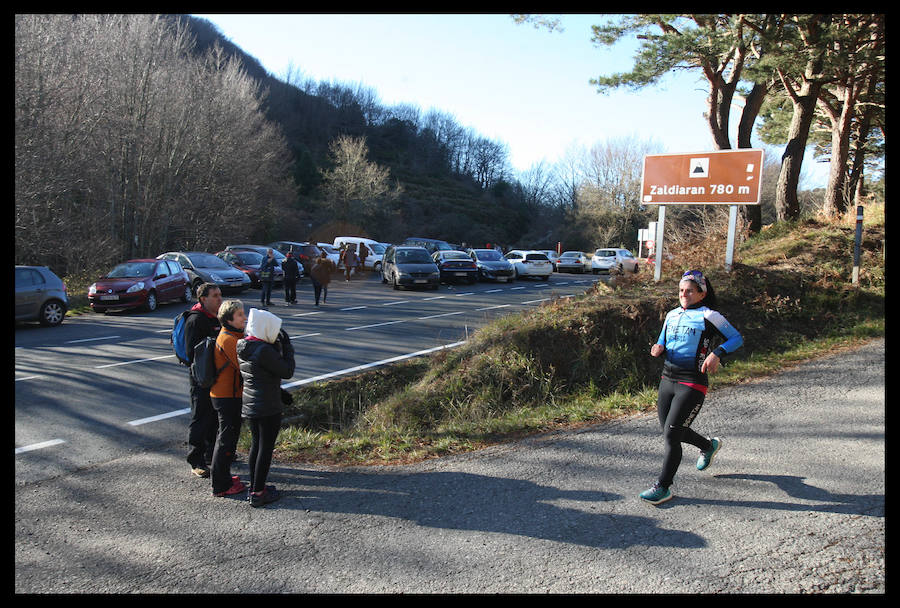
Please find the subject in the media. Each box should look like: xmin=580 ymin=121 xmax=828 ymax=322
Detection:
xmin=182 ymin=283 xmax=222 ymax=478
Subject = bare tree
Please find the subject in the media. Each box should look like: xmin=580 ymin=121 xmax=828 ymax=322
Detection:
xmin=319 ymin=135 xmax=400 ymax=221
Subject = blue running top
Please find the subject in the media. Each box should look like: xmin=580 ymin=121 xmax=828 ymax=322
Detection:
xmin=656 ymin=304 xmax=743 ymax=384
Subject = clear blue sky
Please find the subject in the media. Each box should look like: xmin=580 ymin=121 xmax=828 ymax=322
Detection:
xmin=194 ymin=13 xmax=828 ymax=187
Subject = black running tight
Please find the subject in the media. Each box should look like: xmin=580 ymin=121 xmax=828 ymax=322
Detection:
xmin=245 ymin=413 xmax=282 ymax=493
xmin=656 ymin=379 xmax=713 ymax=488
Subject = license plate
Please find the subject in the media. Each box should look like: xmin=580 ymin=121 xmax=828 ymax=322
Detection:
xmin=455 ymin=272 xmax=468 ymax=277
xmin=100 ymin=295 xmax=119 ymax=301
xmin=498 ymin=278 xmax=507 ymax=282
xmin=414 ymin=279 xmax=427 ymax=284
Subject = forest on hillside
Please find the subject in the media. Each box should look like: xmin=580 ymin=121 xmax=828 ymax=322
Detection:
xmin=15 ymin=14 xmax=883 ymax=279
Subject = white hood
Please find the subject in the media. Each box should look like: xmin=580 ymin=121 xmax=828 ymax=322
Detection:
xmin=246 ymin=308 xmax=282 ymax=344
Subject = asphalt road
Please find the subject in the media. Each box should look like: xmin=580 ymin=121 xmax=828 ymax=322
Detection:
xmin=15 ymin=336 xmax=884 ymax=593
xmin=15 ymin=271 xmax=610 ymax=485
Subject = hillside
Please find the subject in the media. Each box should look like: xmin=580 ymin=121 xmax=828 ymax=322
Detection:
xmin=256 ymin=214 xmax=885 ymax=464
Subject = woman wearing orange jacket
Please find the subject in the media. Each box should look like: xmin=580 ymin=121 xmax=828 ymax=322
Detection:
xmin=209 ymin=299 xmax=248 ymax=497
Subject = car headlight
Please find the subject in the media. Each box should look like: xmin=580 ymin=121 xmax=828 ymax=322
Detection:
xmin=430 ymin=272 xmax=440 ymax=278
xmin=88 ymin=283 xmax=97 ymax=295
xmin=126 ymin=282 xmax=145 ymax=293
xmin=209 ymin=273 xmax=224 ymax=282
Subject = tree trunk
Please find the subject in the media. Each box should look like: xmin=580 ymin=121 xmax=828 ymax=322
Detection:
xmin=737 ymin=80 xmax=768 ymax=233
xmin=776 ymin=79 xmax=822 ymax=221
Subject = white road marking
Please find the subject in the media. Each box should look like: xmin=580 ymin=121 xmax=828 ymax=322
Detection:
xmin=346 ymin=320 xmax=405 ymax=331
xmin=423 ymin=295 xmax=445 ymax=300
xmin=128 ymin=408 xmax=191 ymax=426
xmin=15 ymin=375 xmax=41 ymax=382
xmin=476 ymin=304 xmax=511 ymax=311
xmin=511 ymin=286 xmax=525 ymax=290
xmin=381 ymin=300 xmax=410 ymax=306
xmin=485 ymin=289 xmax=503 ymax=293
xmin=292 ymin=311 xmax=323 ymax=317
xmin=340 ymin=306 xmax=368 ymax=311
xmin=94 ymin=354 xmax=175 ymax=369
xmin=64 ymin=335 xmax=121 ymax=344
xmin=290 ymin=332 xmax=321 ymax=339
xmin=282 ymin=341 xmax=466 ymax=389
xmin=455 ymin=292 xmax=475 ymax=297
xmin=15 ymin=439 xmax=65 ymax=454
xmin=418 ymin=311 xmax=464 ymax=320
xmin=522 ymin=298 xmax=550 ymax=305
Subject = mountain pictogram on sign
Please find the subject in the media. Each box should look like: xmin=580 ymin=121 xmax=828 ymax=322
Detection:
xmin=689 ymin=157 xmax=709 ymax=178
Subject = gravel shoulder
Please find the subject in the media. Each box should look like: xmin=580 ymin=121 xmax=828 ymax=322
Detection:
xmin=15 ymin=338 xmax=884 ymax=593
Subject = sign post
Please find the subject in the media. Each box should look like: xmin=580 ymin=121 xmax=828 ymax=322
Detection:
xmin=641 ymin=149 xmax=764 ymax=279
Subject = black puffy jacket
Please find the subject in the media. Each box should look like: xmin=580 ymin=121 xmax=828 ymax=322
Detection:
xmin=237 ymin=332 xmax=295 ymax=418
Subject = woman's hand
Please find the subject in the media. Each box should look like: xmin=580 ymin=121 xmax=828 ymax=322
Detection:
xmin=650 ymin=344 xmax=665 ymax=357
xmin=701 ymin=352 xmax=720 ymax=374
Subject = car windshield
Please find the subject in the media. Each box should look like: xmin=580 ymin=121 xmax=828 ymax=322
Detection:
xmin=396 ymin=250 xmax=433 ymax=264
xmin=107 ymin=262 xmax=156 ymax=278
xmin=369 ymin=243 xmax=385 ymax=254
xmin=189 ymin=253 xmax=232 ymax=269
xmin=319 ymin=245 xmax=337 ymax=254
xmin=235 ymin=251 xmax=263 ymax=265
xmin=595 ymin=249 xmax=617 ymax=257
xmin=474 ymin=250 xmax=502 ymax=261
xmin=561 ymin=252 xmax=580 ymax=258
xmin=442 ymin=251 xmax=470 ymax=260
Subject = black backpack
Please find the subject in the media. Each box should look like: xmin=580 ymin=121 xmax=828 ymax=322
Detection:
xmin=190 ymin=336 xmax=230 ymax=388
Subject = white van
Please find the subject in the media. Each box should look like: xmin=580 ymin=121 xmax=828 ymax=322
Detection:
xmin=332 ymin=236 xmax=386 ymax=271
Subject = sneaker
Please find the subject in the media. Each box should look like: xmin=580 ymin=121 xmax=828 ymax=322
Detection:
xmin=639 ymin=482 xmax=673 ymax=505
xmin=213 ymin=478 xmax=247 ymax=497
xmin=250 ymin=486 xmax=280 ymax=508
xmin=191 ymin=467 xmax=210 ymax=478
xmin=697 ymin=437 xmax=722 ymax=471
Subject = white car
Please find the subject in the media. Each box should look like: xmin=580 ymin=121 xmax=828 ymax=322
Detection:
xmin=333 ymin=236 xmax=384 ymax=272
xmin=316 ymin=243 xmax=342 ymax=270
xmin=591 ymin=248 xmax=640 ymax=274
xmin=556 ymin=251 xmax=592 ymax=274
xmin=504 ymin=250 xmax=552 ymax=280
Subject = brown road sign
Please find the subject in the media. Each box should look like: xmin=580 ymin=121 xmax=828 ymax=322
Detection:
xmin=641 ymin=149 xmax=764 ymax=205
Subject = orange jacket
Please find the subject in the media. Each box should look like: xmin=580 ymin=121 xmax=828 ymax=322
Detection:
xmin=209 ymin=327 xmax=243 ymax=399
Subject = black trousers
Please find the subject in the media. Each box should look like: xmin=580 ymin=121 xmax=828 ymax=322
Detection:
xmin=655 ymin=378 xmax=712 ymax=488
xmin=187 ymin=381 xmax=217 ymax=469
xmin=245 ymin=413 xmax=282 ymax=493
xmin=210 ymin=397 xmax=243 ymax=493
xmin=312 ymin=279 xmax=327 ymax=305
xmin=284 ymin=279 xmax=297 ymax=302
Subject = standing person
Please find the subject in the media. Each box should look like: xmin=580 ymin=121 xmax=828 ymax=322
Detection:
xmin=344 ymin=246 xmax=359 ymax=282
xmin=184 ymin=283 xmax=223 ymax=478
xmin=258 ymin=248 xmax=277 ymax=307
xmin=281 ymin=251 xmax=301 ymax=306
xmin=641 ymin=269 xmax=743 ymax=505
xmin=209 ymin=299 xmax=247 ymax=497
xmin=237 ymin=308 xmax=296 ymax=507
xmin=310 ymin=251 xmax=334 ymax=306
xmin=358 ymin=242 xmax=368 ymax=272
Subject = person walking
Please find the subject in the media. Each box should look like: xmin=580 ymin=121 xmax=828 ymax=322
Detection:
xmin=237 ymin=308 xmax=296 ymax=507
xmin=281 ymin=251 xmax=301 ymax=306
xmin=258 ymin=248 xmax=277 ymax=307
xmin=640 ymin=269 xmax=743 ymax=505
xmin=310 ymin=251 xmax=334 ymax=306
xmin=358 ymin=242 xmax=368 ymax=272
xmin=208 ymin=299 xmax=248 ymax=497
xmin=343 ymin=247 xmax=359 ymax=282
xmin=183 ymin=283 xmax=223 ymax=478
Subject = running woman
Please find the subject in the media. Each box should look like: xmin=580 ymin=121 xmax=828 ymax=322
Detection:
xmin=640 ymin=269 xmax=743 ymax=505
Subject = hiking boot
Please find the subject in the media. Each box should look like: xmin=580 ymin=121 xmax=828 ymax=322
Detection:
xmin=639 ymin=482 xmax=673 ymax=505
xmin=249 ymin=486 xmax=280 ymax=508
xmin=697 ymin=437 xmax=722 ymax=471
xmin=213 ymin=478 xmax=247 ymax=497
xmin=191 ymin=467 xmax=210 ymax=478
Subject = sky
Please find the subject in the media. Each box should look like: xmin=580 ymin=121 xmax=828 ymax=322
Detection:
xmin=193 ymin=13 xmax=829 ymax=187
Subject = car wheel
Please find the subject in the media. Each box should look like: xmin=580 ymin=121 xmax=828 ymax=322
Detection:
xmin=92 ymin=306 xmax=107 ymax=314
xmin=144 ymin=290 xmax=158 ymax=312
xmin=39 ymin=299 xmax=66 ymax=326
xmin=374 ymin=262 xmax=381 ymax=273
xmin=181 ymin=285 xmax=192 ymax=303
xmin=192 ymin=280 xmax=202 ymax=295
xmin=633 ymin=263 xmax=639 ymax=274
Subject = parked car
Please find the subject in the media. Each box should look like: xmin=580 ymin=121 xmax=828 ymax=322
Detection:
xmin=380 ymin=245 xmax=441 ymax=290
xmin=332 ymin=236 xmax=385 ymax=272
xmin=88 ymin=259 xmax=190 ymax=314
xmin=16 ymin=265 xmax=68 ymax=326
xmin=401 ymin=237 xmax=454 ymax=254
xmin=538 ymin=250 xmax=562 ymax=271
xmin=157 ymin=251 xmax=250 ymax=293
xmin=466 ymin=248 xmax=515 ymax=282
xmin=556 ymin=251 xmax=592 ymax=274
xmin=503 ymin=250 xmax=552 ymax=280
xmin=591 ymin=248 xmax=640 ymax=274
xmin=432 ymin=250 xmax=478 ymax=284
xmin=215 ymin=249 xmax=283 ymax=287
xmin=267 ymin=241 xmax=320 ymax=273
xmin=315 ymin=243 xmax=342 ymax=271
xmin=224 ymin=245 xmax=290 ymax=283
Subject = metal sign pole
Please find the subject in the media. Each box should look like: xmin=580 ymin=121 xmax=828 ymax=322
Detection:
xmin=725 ymin=204 xmax=738 ymax=272
xmin=654 ymin=205 xmax=665 ymax=282
xmin=852 ymin=205 xmax=864 ymax=285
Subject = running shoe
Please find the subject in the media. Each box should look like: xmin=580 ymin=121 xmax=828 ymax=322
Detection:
xmin=213 ymin=478 xmax=247 ymax=497
xmin=191 ymin=467 xmax=210 ymax=478
xmin=250 ymin=486 xmax=280 ymax=508
xmin=639 ymin=482 xmax=673 ymax=505
xmin=697 ymin=437 xmax=722 ymax=471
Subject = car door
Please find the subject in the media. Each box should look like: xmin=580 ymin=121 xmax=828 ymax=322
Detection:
xmin=382 ymin=246 xmax=395 ymax=281
xmin=15 ymin=267 xmax=43 ymax=320
xmin=154 ymin=260 xmax=174 ymax=300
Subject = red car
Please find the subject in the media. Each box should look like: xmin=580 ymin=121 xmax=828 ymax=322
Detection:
xmin=215 ymin=249 xmax=283 ymax=287
xmin=88 ymin=259 xmax=191 ymax=313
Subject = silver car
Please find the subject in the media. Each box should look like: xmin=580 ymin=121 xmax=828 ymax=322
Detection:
xmin=591 ymin=248 xmax=640 ymax=274
xmin=557 ymin=251 xmax=592 ymax=274
xmin=16 ymin=265 xmax=68 ymax=326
